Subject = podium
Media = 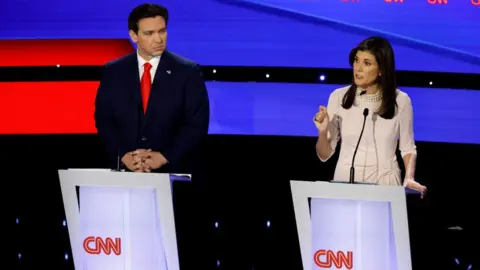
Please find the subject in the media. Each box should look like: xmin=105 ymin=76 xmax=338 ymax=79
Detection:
xmin=290 ymin=180 xmax=417 ymax=270
xmin=58 ymin=169 xmax=189 ymax=270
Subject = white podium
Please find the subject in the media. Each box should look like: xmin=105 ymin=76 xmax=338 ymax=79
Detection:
xmin=58 ymin=169 xmax=189 ymax=270
xmin=291 ymin=180 xmax=416 ymax=270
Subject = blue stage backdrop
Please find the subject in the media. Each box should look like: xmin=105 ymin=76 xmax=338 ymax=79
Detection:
xmin=206 ymin=82 xmax=480 ymax=145
xmin=1 ymin=0 xmax=479 ymax=73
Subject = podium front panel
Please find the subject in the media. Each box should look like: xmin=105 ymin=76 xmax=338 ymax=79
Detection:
xmin=80 ymin=186 xmax=167 ymax=270
xmin=311 ymin=198 xmax=397 ymax=270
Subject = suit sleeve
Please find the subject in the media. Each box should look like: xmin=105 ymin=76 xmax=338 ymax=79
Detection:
xmin=162 ymin=64 xmax=210 ymax=166
xmin=94 ymin=64 xmax=122 ymax=169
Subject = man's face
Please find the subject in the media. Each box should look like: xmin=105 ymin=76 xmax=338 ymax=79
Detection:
xmin=129 ymin=16 xmax=167 ymax=60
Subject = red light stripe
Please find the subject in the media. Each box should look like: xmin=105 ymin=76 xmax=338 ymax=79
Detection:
xmin=0 ymin=82 xmax=99 ymax=134
xmin=0 ymin=39 xmax=134 ymax=66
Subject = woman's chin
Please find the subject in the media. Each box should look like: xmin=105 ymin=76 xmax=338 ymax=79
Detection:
xmin=354 ymin=80 xmax=365 ymax=88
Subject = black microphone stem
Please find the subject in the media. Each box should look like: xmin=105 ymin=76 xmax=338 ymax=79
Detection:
xmin=350 ymin=108 xmax=369 ymax=184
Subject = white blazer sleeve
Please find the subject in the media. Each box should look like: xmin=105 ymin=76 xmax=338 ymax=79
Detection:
xmin=319 ymin=91 xmax=341 ymax=161
xmin=398 ymin=94 xmax=417 ymax=157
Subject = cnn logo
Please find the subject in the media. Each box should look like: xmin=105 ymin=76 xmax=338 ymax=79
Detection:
xmin=314 ymin=249 xmax=353 ymax=269
xmin=83 ymin=236 xmax=122 ymax=256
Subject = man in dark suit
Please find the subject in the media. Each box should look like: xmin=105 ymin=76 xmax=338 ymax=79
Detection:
xmin=94 ymin=4 xmax=211 ymax=268
xmin=94 ymin=3 xmax=209 ymax=177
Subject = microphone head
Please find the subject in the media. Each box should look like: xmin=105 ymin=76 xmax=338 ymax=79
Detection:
xmin=363 ymin=108 xmax=369 ymax=116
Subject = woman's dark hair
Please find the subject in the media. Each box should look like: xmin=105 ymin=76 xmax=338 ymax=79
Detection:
xmin=128 ymin=4 xmax=169 ymax=33
xmin=342 ymin=36 xmax=397 ymax=119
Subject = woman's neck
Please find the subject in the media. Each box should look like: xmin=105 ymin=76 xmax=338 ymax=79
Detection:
xmin=358 ymin=84 xmax=380 ymax=94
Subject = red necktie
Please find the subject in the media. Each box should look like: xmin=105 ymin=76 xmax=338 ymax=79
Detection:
xmin=141 ymin=62 xmax=152 ymax=114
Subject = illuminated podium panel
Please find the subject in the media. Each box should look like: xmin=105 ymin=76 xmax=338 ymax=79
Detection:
xmin=58 ymin=169 xmax=189 ymax=270
xmin=290 ymin=180 xmax=415 ymax=270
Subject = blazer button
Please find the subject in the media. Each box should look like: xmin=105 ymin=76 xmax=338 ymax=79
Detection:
xmin=141 ymin=136 xmax=147 ymax=141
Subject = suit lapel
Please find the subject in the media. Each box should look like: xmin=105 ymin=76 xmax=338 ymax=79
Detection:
xmin=142 ymin=50 xmax=174 ymax=128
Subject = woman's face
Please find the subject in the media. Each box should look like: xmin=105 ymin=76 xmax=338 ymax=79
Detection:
xmin=353 ymin=50 xmax=381 ymax=89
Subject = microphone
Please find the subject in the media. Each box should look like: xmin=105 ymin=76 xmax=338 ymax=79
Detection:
xmin=116 ymin=155 xmax=121 ymax=171
xmin=115 ymin=147 xmax=121 ymax=171
xmin=349 ymin=108 xmax=369 ymax=184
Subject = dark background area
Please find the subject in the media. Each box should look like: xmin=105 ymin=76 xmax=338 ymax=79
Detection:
xmin=3 ymin=133 xmax=478 ymax=269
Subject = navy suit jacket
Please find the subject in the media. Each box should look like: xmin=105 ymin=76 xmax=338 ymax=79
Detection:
xmin=94 ymin=50 xmax=209 ymax=175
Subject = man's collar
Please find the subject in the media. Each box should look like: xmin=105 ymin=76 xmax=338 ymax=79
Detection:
xmin=137 ymin=50 xmax=161 ymax=68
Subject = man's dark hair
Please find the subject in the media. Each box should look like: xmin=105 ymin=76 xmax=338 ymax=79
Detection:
xmin=128 ymin=4 xmax=169 ymax=33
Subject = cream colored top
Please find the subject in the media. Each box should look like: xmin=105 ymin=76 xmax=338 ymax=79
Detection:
xmin=321 ymin=85 xmax=417 ymax=185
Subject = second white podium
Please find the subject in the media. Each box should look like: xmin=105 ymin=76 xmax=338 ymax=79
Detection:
xmin=290 ymin=180 xmax=413 ymax=270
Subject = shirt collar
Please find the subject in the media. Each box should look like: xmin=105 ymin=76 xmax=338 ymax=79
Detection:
xmin=137 ymin=50 xmax=161 ymax=69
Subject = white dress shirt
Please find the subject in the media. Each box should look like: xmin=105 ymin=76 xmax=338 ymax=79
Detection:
xmin=137 ymin=51 xmax=161 ymax=83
